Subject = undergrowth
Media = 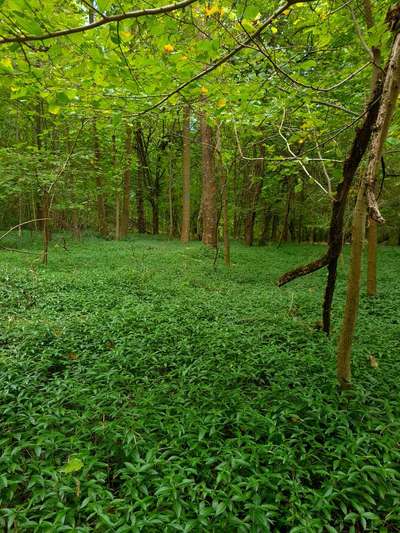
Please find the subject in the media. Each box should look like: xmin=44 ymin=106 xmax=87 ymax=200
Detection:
xmin=0 ymin=234 xmax=399 ymax=532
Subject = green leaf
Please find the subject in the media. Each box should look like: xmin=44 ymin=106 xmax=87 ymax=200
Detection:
xmin=60 ymin=457 xmax=84 ymax=474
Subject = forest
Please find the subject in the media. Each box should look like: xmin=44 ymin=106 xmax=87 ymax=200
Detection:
xmin=0 ymin=0 xmax=400 ymax=530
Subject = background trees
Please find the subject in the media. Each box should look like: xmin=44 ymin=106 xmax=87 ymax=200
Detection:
xmin=0 ymin=0 xmax=399 ymax=384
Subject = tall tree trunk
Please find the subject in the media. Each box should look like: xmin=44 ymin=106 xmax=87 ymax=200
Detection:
xmin=243 ymin=146 xmax=264 ymax=246
xmin=70 ymin=174 xmax=80 ymax=240
xmin=93 ymin=121 xmax=107 ymax=237
xmin=278 ymin=50 xmax=386 ymax=333
xmin=336 ymin=183 xmax=367 ymax=388
xmin=200 ymin=107 xmax=217 ymax=247
xmin=336 ymin=28 xmax=400 ymax=387
xmin=367 ymin=218 xmax=377 ymax=295
xmin=112 ymin=133 xmax=120 ymax=241
xmin=271 ymin=214 xmax=279 ymax=242
xmin=279 ymin=176 xmax=294 ymax=244
xmin=363 ymin=0 xmax=382 ymax=297
xmin=258 ymin=202 xmax=271 ymax=245
xmin=42 ymin=189 xmax=50 ymax=265
xmin=181 ymin=105 xmax=191 ymax=243
xmin=135 ymin=127 xmax=147 ymax=234
xmin=120 ymin=125 xmax=133 ymax=238
xmin=216 ymin=126 xmax=230 ymax=266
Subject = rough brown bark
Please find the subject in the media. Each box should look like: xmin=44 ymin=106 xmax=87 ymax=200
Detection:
xmin=336 ymin=183 xmax=367 ymax=388
xmin=200 ymin=107 xmax=217 ymax=247
xmin=181 ymin=105 xmax=191 ymax=243
xmin=135 ymin=126 xmax=147 ymax=234
xmin=336 ymin=27 xmax=400 ymax=387
xmin=279 ymin=176 xmax=294 ymax=245
xmin=93 ymin=122 xmax=107 ymax=237
xmin=367 ymin=220 xmax=377 ymax=295
xmin=364 ymin=0 xmax=382 ymax=295
xmin=259 ymin=202 xmax=271 ymax=245
xmin=120 ymin=125 xmax=133 ymax=238
xmin=243 ymin=146 xmax=264 ymax=246
xmin=42 ymin=190 xmax=50 ymax=265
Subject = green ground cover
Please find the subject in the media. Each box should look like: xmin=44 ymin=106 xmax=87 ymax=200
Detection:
xmin=1 ymin=235 xmax=399 ymax=531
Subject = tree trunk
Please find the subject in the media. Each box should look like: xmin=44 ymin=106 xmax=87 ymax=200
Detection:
xmin=112 ymin=133 xmax=120 ymax=241
xmin=120 ymin=125 xmax=133 ymax=238
xmin=367 ymin=220 xmax=378 ymax=295
xmin=271 ymin=214 xmax=279 ymax=242
xmin=336 ymin=28 xmax=400 ymax=387
xmin=181 ymin=105 xmax=191 ymax=243
xmin=42 ymin=189 xmax=50 ymax=265
xmin=336 ymin=183 xmax=367 ymax=388
xmin=258 ymin=203 xmax=271 ymax=245
xmin=135 ymin=127 xmax=147 ymax=234
xmin=200 ymin=107 xmax=217 ymax=247
xmin=93 ymin=121 xmax=107 ymax=237
xmin=364 ymin=0 xmax=382 ymax=297
xmin=279 ymin=176 xmax=294 ymax=244
xmin=243 ymin=146 xmax=264 ymax=246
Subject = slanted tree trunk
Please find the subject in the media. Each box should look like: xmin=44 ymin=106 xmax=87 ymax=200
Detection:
xmin=200 ymin=107 xmax=217 ymax=247
xmin=181 ymin=105 xmax=191 ymax=243
xmin=120 ymin=125 xmax=133 ymax=238
xmin=135 ymin=126 xmax=147 ymax=234
xmin=336 ymin=28 xmax=400 ymax=388
xmin=277 ymin=49 xmax=386 ymax=333
xmin=363 ymin=0 xmax=382 ymax=297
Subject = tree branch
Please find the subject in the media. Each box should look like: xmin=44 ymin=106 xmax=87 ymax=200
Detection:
xmin=0 ymin=0 xmax=198 ymax=45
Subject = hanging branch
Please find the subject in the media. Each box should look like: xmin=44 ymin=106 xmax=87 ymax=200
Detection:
xmin=0 ymin=0 xmax=198 ymax=45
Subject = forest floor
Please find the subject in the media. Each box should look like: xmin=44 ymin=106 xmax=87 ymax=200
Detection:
xmin=1 ymin=234 xmax=399 ymax=532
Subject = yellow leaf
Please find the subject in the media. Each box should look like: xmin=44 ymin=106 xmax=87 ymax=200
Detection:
xmin=283 ymin=9 xmax=291 ymax=15
xmin=217 ymin=98 xmax=226 ymax=108
xmin=49 ymin=104 xmax=61 ymax=115
xmin=200 ymin=86 xmax=208 ymax=95
xmin=180 ymin=54 xmax=188 ymax=61
xmin=271 ymin=26 xmax=278 ymax=34
xmin=1 ymin=57 xmax=13 ymax=69
xmin=163 ymin=44 xmax=174 ymax=54
xmin=205 ymin=5 xmax=219 ymax=16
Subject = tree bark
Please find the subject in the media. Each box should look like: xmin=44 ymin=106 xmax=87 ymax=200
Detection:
xmin=181 ymin=105 xmax=191 ymax=243
xmin=336 ymin=183 xmax=367 ymax=388
xmin=364 ymin=0 xmax=382 ymax=297
xmin=336 ymin=28 xmax=400 ymax=387
xmin=279 ymin=176 xmax=294 ymax=245
xmin=120 ymin=125 xmax=133 ymax=238
xmin=93 ymin=121 xmax=107 ymax=237
xmin=277 ymin=68 xmax=384 ymax=333
xmin=42 ymin=189 xmax=50 ymax=265
xmin=200 ymin=106 xmax=217 ymax=247
xmin=258 ymin=202 xmax=271 ymax=245
xmin=244 ymin=146 xmax=264 ymax=246
xmin=135 ymin=126 xmax=147 ymax=234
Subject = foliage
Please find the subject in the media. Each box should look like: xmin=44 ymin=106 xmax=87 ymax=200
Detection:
xmin=1 ymin=235 xmax=399 ymax=531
